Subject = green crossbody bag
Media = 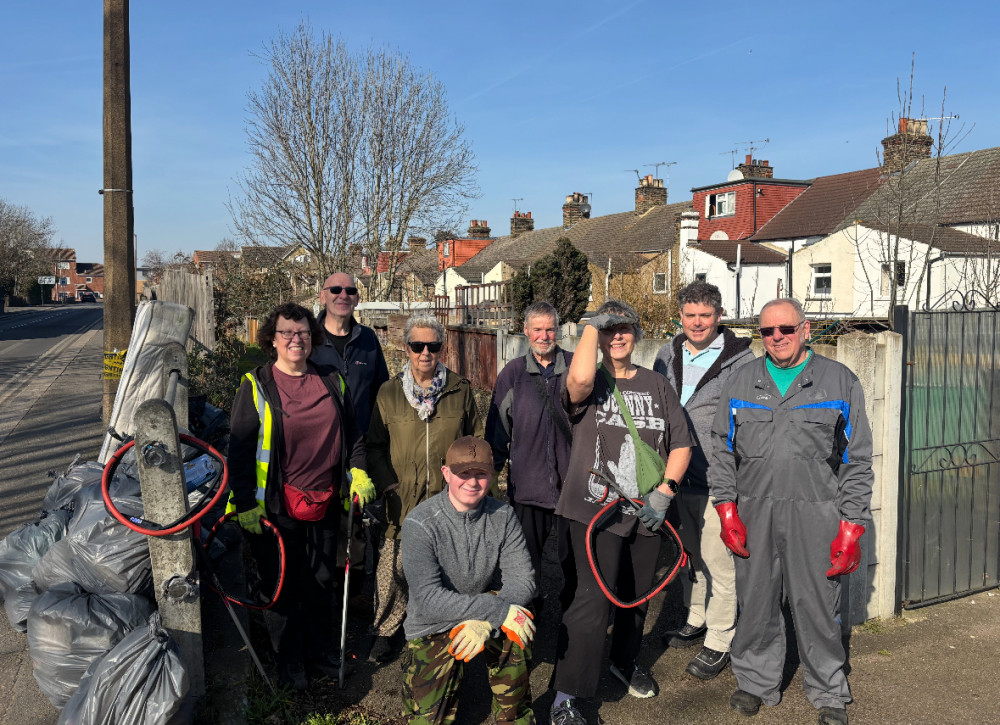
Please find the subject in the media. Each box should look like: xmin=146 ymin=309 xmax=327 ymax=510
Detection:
xmin=600 ymin=367 xmax=666 ymax=496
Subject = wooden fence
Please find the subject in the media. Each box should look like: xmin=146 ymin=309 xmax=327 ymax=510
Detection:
xmin=154 ymin=269 xmax=216 ymax=351
xmin=385 ymin=313 xmax=498 ymax=390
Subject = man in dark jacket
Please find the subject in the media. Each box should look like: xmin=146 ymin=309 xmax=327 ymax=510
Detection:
xmin=486 ymin=300 xmax=576 ymax=613
xmin=310 ymin=271 xmax=390 ymax=436
xmin=653 ymin=281 xmax=754 ymax=681
xmin=709 ymin=298 xmax=873 ymax=725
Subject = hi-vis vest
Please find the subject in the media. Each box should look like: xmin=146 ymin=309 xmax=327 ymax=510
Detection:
xmin=226 ymin=370 xmax=346 ymax=514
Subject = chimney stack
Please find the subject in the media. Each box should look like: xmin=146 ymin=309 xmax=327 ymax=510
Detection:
xmin=881 ymin=118 xmax=933 ymax=173
xmin=562 ymin=192 xmax=591 ymax=228
xmin=407 ymin=236 xmax=427 ymax=249
xmin=635 ymin=175 xmax=667 ymax=214
xmin=737 ymin=155 xmax=774 ymax=179
xmin=510 ymin=211 xmax=534 ymax=238
xmin=467 ymin=219 xmax=491 ymax=240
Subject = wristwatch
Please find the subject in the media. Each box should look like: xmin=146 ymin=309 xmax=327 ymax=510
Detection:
xmin=663 ymin=477 xmax=679 ymax=495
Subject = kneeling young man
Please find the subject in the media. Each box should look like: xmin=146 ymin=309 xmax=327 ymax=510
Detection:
xmin=401 ymin=436 xmax=538 ymax=725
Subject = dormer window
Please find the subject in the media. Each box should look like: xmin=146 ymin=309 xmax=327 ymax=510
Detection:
xmin=706 ymin=191 xmax=735 ymax=218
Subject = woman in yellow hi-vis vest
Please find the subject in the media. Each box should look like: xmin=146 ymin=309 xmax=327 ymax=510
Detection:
xmin=228 ymin=302 xmax=372 ymax=691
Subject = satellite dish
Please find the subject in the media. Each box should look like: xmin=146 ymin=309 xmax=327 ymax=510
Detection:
xmin=710 ymin=230 xmax=730 ymax=240
xmin=580 ymin=203 xmax=592 ymax=218
xmin=727 ymin=169 xmax=744 ymax=182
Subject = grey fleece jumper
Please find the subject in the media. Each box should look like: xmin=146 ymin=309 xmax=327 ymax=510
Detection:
xmin=401 ymin=491 xmax=537 ymax=640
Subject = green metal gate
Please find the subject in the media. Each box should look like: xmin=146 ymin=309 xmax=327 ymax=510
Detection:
xmin=896 ymin=293 xmax=1000 ymax=608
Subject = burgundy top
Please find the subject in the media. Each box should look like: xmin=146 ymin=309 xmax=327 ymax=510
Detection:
xmin=272 ymin=366 xmax=342 ymax=491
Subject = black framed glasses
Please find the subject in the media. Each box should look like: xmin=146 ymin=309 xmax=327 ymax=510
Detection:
xmin=759 ymin=321 xmax=804 ymax=338
xmin=275 ymin=330 xmax=311 ymax=340
xmin=325 ymin=285 xmax=358 ymax=296
xmin=408 ymin=341 xmax=442 ymax=354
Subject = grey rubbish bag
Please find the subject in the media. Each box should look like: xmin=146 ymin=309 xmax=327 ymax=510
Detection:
xmin=0 ymin=508 xmax=72 ymax=631
xmin=27 ymin=583 xmax=155 ymax=709
xmin=42 ymin=459 xmax=105 ymax=513
xmin=58 ymin=611 xmax=190 ymax=725
xmin=32 ymin=485 xmax=152 ymax=596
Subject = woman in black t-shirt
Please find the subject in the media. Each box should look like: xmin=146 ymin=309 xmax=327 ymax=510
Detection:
xmin=548 ymin=299 xmax=693 ymax=725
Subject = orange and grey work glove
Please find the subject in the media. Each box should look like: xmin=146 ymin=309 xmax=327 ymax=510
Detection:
xmin=447 ymin=620 xmax=492 ymax=662
xmin=500 ymin=605 xmax=535 ymax=649
xmin=236 ymin=507 xmax=264 ymax=535
xmin=348 ymin=468 xmax=376 ymax=510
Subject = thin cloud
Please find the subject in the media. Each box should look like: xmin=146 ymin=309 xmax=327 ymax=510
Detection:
xmin=460 ymin=0 xmax=646 ymax=104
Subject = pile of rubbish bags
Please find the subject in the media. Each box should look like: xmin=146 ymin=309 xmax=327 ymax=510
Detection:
xmin=0 ymin=398 xmax=230 ymax=721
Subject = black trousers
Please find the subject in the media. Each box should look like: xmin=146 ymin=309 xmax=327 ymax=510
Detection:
xmin=511 ymin=502 xmax=577 ymax=613
xmin=249 ymin=503 xmax=342 ymax=667
xmin=551 ymin=520 xmax=660 ymax=698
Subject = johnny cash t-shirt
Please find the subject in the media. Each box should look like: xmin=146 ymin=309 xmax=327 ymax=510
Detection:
xmin=555 ymin=366 xmax=693 ymax=537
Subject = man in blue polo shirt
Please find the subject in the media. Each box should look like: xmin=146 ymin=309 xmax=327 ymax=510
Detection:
xmin=654 ymin=281 xmax=753 ymax=680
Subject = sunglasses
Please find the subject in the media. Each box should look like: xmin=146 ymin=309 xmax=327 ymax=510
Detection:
xmin=759 ymin=321 xmax=804 ymax=338
xmin=325 ymin=285 xmax=358 ymax=296
xmin=275 ymin=330 xmax=311 ymax=340
xmin=408 ymin=341 xmax=443 ymax=354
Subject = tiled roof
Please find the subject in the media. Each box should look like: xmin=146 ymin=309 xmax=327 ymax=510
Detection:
xmin=394 ymin=246 xmax=439 ymax=284
xmin=693 ymin=240 xmax=787 ymax=265
xmin=193 ymin=250 xmax=238 ymax=266
xmin=868 ymin=223 xmax=992 ymax=254
xmin=838 ymin=146 xmax=1000 ymax=232
xmin=44 ymin=248 xmax=77 ymax=262
xmin=456 ymin=201 xmax=694 ymax=278
xmin=76 ymin=263 xmax=104 ymax=276
xmin=238 ymin=245 xmax=292 ymax=268
xmin=751 ymin=167 xmax=884 ymax=241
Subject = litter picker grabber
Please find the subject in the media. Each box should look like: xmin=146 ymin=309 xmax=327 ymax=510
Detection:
xmin=339 ymin=494 xmax=358 ymax=689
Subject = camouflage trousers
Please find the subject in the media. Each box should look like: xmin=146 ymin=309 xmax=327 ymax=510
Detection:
xmin=402 ymin=631 xmax=535 ymax=725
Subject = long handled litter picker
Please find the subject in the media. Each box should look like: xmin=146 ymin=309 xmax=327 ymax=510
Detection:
xmin=339 ymin=494 xmax=358 ymax=689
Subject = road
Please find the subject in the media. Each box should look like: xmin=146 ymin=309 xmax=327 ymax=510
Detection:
xmin=0 ymin=304 xmax=105 ymax=725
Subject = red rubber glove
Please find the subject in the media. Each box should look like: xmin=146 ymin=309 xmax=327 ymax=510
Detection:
xmin=826 ymin=520 xmax=865 ymax=577
xmin=715 ymin=502 xmax=749 ymax=558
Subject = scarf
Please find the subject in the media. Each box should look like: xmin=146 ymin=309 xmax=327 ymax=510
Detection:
xmin=402 ymin=361 xmax=448 ymax=421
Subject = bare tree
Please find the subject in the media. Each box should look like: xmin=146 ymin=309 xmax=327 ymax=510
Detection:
xmin=849 ymin=57 xmax=979 ymax=321
xmin=0 ymin=199 xmax=55 ymax=301
xmin=229 ymin=22 xmax=477 ymax=296
xmin=141 ymin=248 xmax=192 ymax=285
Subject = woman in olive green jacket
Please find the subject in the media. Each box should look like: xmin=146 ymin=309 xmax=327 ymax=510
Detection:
xmin=366 ymin=314 xmax=483 ymax=662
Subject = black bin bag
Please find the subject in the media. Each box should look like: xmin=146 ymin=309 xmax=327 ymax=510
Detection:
xmin=0 ymin=509 xmax=72 ymax=631
xmin=27 ymin=583 xmax=155 ymax=708
xmin=58 ymin=611 xmax=191 ymax=725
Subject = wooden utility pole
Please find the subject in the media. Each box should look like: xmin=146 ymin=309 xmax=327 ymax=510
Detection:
xmin=103 ymin=0 xmax=137 ymax=423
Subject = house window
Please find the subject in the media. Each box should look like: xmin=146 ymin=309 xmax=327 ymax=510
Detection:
xmin=880 ymin=262 xmax=906 ymax=295
xmin=86 ymin=277 xmax=93 ymax=283
xmin=810 ymin=264 xmax=832 ymax=297
xmin=706 ymin=191 xmax=735 ymax=218
xmin=58 ymin=262 xmax=70 ymax=270
xmin=61 ymin=277 xmax=70 ymax=285
xmin=695 ymin=273 xmax=707 ymax=283
xmin=653 ymin=273 xmax=667 ymax=294
xmin=443 ymin=243 xmax=450 ymax=257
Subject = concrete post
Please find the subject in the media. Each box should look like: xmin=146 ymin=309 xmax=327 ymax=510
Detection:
xmin=871 ymin=331 xmax=902 ymax=619
xmin=161 ymin=342 xmax=188 ymax=428
xmin=133 ymin=399 xmax=205 ymax=697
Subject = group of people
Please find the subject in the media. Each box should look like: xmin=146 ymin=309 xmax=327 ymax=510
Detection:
xmin=226 ymin=272 xmax=874 ymax=725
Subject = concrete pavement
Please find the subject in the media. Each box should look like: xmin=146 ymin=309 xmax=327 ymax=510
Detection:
xmin=0 ymin=309 xmax=104 ymax=725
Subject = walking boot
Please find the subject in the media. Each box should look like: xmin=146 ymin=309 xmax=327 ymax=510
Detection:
xmin=818 ymin=706 xmax=848 ymax=725
xmin=730 ymin=689 xmax=763 ymax=717
xmin=685 ymin=646 xmax=730 ymax=680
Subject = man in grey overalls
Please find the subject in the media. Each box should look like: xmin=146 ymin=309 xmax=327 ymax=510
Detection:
xmin=709 ymin=298 xmax=873 ymax=725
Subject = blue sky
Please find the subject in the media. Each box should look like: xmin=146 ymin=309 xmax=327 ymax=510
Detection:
xmin=2 ymin=1 xmax=997 ymax=264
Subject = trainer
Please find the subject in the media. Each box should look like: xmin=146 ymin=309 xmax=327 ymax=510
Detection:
xmin=709 ymin=298 xmax=873 ymax=725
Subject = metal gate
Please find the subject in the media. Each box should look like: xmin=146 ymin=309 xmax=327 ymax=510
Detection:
xmin=896 ymin=293 xmax=1000 ymax=608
